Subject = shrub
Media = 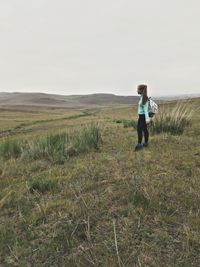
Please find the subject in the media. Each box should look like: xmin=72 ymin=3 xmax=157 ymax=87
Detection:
xmin=150 ymin=100 xmax=193 ymax=135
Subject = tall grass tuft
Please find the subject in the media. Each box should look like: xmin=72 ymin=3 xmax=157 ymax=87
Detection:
xmin=1 ymin=124 xmax=101 ymax=162
xmin=0 ymin=139 xmax=22 ymax=159
xmin=150 ymin=100 xmax=193 ymax=135
xmin=72 ymin=124 xmax=101 ymax=153
xmin=22 ymin=132 xmax=68 ymax=161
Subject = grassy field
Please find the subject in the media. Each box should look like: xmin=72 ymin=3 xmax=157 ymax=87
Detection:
xmin=0 ymin=98 xmax=200 ymax=267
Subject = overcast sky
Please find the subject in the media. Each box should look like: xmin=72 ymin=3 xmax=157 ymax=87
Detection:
xmin=0 ymin=0 xmax=200 ymax=96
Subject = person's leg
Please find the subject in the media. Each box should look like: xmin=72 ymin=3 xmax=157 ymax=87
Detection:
xmin=144 ymin=126 xmax=149 ymax=143
xmin=135 ymin=116 xmax=143 ymax=150
xmin=142 ymin=117 xmax=149 ymax=144
xmin=137 ymin=116 xmax=143 ymax=144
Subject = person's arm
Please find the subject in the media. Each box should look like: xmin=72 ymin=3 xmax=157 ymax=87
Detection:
xmin=143 ymin=101 xmax=150 ymax=123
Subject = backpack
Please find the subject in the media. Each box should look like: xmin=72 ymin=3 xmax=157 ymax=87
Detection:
xmin=148 ymin=97 xmax=158 ymax=117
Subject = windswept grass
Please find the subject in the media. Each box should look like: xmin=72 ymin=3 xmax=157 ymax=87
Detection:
xmin=150 ymin=100 xmax=194 ymax=135
xmin=114 ymin=100 xmax=194 ymax=135
xmin=0 ymin=139 xmax=22 ymax=159
xmin=21 ymin=132 xmax=68 ymax=161
xmin=0 ymin=124 xmax=101 ymax=163
xmin=73 ymin=124 xmax=102 ymax=153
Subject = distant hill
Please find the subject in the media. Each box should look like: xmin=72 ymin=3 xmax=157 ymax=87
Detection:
xmin=154 ymin=94 xmax=200 ymax=101
xmin=0 ymin=92 xmax=139 ymax=110
xmin=0 ymin=92 xmax=199 ymax=110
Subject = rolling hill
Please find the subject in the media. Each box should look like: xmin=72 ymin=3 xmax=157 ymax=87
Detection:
xmin=0 ymin=92 xmax=139 ymax=110
xmin=0 ymin=92 xmax=199 ymax=110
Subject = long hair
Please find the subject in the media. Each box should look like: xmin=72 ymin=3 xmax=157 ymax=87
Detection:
xmin=137 ymin=84 xmax=148 ymax=105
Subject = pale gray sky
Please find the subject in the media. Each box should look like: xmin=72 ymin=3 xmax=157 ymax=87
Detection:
xmin=0 ymin=0 xmax=200 ymax=96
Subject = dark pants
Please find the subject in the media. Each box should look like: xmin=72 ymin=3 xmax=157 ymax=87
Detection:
xmin=137 ymin=114 xmax=149 ymax=144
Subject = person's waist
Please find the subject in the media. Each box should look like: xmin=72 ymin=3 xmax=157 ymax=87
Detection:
xmin=138 ymin=111 xmax=145 ymax=115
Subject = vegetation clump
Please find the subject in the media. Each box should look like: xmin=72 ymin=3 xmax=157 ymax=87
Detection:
xmin=115 ymin=119 xmax=137 ymax=129
xmin=0 ymin=139 xmax=22 ymax=159
xmin=28 ymin=174 xmax=56 ymax=193
xmin=0 ymin=124 xmax=101 ymax=163
xmin=22 ymin=132 xmax=68 ymax=160
xmin=150 ymin=100 xmax=193 ymax=135
xmin=115 ymin=100 xmax=193 ymax=135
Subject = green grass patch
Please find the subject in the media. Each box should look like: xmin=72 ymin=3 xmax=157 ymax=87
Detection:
xmin=73 ymin=124 xmax=102 ymax=153
xmin=0 ymin=138 xmax=22 ymax=159
xmin=28 ymin=174 xmax=57 ymax=193
xmin=114 ymin=119 xmax=137 ymax=129
xmin=22 ymin=132 xmax=68 ymax=161
xmin=0 ymin=124 xmax=102 ymax=164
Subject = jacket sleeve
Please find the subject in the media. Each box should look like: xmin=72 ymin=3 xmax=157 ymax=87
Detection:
xmin=143 ymin=101 xmax=150 ymax=122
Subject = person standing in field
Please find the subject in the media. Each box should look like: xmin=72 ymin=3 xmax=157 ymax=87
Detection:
xmin=135 ymin=84 xmax=151 ymax=151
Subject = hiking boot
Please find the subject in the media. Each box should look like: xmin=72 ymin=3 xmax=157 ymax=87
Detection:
xmin=135 ymin=143 xmax=143 ymax=151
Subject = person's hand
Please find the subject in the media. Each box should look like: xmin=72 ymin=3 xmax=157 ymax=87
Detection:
xmin=146 ymin=118 xmax=151 ymax=124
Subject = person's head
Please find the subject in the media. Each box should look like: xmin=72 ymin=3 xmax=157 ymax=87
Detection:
xmin=137 ymin=84 xmax=147 ymax=95
xmin=137 ymin=84 xmax=148 ymax=104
